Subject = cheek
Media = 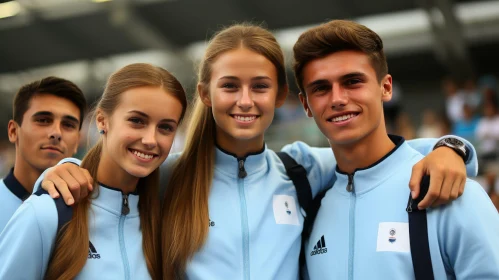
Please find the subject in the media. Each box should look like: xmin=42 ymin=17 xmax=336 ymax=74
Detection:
xmin=158 ymin=135 xmax=175 ymax=153
xmin=306 ymin=98 xmax=324 ymax=116
xmin=212 ymin=92 xmax=234 ymax=109
xmin=108 ymin=129 xmax=137 ymax=148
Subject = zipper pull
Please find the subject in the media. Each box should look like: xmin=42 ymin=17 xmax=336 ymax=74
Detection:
xmin=346 ymin=174 xmax=354 ymax=192
xmin=238 ymin=159 xmax=247 ymax=179
xmin=122 ymin=194 xmax=130 ymax=215
xmin=406 ymin=196 xmax=414 ymax=213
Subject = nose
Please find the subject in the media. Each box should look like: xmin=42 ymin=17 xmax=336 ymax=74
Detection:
xmin=330 ymin=83 xmax=348 ymax=109
xmin=141 ymin=126 xmax=157 ymax=149
xmin=236 ymin=86 xmax=254 ymax=110
xmin=48 ymin=123 xmax=62 ymax=142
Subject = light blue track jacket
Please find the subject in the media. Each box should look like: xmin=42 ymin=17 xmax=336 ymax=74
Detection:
xmin=0 ymin=169 xmax=30 ymax=231
xmin=306 ymin=136 xmax=499 ymax=280
xmin=0 ymin=179 xmax=151 ymax=280
xmin=0 ymin=137 xmax=478 ymax=279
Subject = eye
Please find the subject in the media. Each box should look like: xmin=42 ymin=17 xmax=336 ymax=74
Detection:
xmin=345 ymin=79 xmax=362 ymax=86
xmin=159 ymin=124 xmax=175 ymax=133
xmin=129 ymin=117 xmax=145 ymax=125
xmin=253 ymin=83 xmax=270 ymax=91
xmin=312 ymin=84 xmax=330 ymax=94
xmin=62 ymin=122 xmax=77 ymax=129
xmin=35 ymin=117 xmax=52 ymax=124
xmin=221 ymin=83 xmax=239 ymax=92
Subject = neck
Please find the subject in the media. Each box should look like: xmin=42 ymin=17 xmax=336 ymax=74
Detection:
xmin=216 ymin=130 xmax=264 ymax=158
xmin=331 ymin=127 xmax=395 ymax=174
xmin=13 ymin=155 xmax=43 ymax=194
xmin=97 ymin=153 xmax=139 ymax=194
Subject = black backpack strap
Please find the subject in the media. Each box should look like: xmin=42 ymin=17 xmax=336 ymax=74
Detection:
xmin=276 ymin=152 xmax=313 ymax=214
xmin=406 ymin=175 xmax=435 ymax=280
xmin=34 ymin=188 xmax=73 ymax=234
xmin=277 ymin=152 xmax=315 ymax=279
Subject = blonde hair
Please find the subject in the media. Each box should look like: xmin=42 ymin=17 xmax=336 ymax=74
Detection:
xmin=45 ymin=63 xmax=187 ymax=280
xmin=161 ymin=24 xmax=287 ymax=279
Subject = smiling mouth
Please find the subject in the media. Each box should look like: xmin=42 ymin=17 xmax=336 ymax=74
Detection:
xmin=128 ymin=148 xmax=157 ymax=160
xmin=231 ymin=115 xmax=259 ymax=122
xmin=328 ymin=113 xmax=359 ymax=123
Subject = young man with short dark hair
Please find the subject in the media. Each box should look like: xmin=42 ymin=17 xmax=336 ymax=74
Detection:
xmin=0 ymin=77 xmax=87 ymax=230
xmin=294 ymin=20 xmax=499 ymax=279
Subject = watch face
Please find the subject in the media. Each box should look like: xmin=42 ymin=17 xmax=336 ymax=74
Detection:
xmin=446 ymin=138 xmax=464 ymax=147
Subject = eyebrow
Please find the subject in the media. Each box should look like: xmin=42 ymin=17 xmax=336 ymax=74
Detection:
xmin=305 ymin=72 xmax=368 ymax=90
xmin=128 ymin=110 xmax=178 ymax=124
xmin=340 ymin=72 xmax=367 ymax=81
xmin=32 ymin=111 xmax=80 ymax=124
xmin=218 ymin=76 xmax=272 ymax=81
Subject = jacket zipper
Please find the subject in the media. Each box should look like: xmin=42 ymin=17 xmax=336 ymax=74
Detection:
xmin=347 ymin=173 xmax=355 ymax=280
xmin=237 ymin=158 xmax=250 ymax=280
xmin=119 ymin=194 xmax=131 ymax=280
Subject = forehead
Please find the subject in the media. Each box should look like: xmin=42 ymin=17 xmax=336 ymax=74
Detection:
xmin=302 ymin=50 xmax=376 ymax=84
xmin=115 ymin=86 xmax=183 ymax=121
xmin=25 ymin=94 xmax=81 ymax=120
xmin=211 ymin=48 xmax=277 ymax=79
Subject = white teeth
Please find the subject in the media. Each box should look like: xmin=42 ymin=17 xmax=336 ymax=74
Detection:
xmin=331 ymin=113 xmax=356 ymax=122
xmin=132 ymin=150 xmax=154 ymax=159
xmin=234 ymin=115 xmax=256 ymax=122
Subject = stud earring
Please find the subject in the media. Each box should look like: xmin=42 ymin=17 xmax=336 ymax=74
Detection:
xmin=99 ymin=129 xmax=105 ymax=135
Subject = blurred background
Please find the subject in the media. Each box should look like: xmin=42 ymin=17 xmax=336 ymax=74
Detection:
xmin=0 ymin=0 xmax=498 ymax=207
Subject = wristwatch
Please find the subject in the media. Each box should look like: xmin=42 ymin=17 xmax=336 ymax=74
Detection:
xmin=434 ymin=137 xmax=468 ymax=162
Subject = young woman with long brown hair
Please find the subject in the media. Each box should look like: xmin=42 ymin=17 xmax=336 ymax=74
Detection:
xmin=0 ymin=63 xmax=187 ymax=280
xmin=32 ymin=24 xmax=476 ymax=280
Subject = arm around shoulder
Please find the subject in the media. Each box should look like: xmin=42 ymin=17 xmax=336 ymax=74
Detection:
xmin=32 ymin=157 xmax=82 ymax=194
xmin=406 ymin=135 xmax=478 ymax=176
xmin=280 ymin=141 xmax=337 ymax=196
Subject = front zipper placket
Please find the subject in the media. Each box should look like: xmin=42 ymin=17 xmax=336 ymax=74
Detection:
xmin=346 ymin=173 xmax=356 ymax=280
xmin=119 ymin=193 xmax=131 ymax=280
xmin=237 ymin=158 xmax=250 ymax=280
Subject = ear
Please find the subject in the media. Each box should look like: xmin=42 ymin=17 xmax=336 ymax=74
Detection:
xmin=198 ymin=83 xmax=212 ymax=107
xmin=275 ymin=85 xmax=289 ymax=108
xmin=7 ymin=120 xmax=18 ymax=144
xmin=95 ymin=109 xmax=108 ymax=134
xmin=298 ymin=93 xmax=313 ymax=118
xmin=381 ymin=74 xmax=393 ymax=102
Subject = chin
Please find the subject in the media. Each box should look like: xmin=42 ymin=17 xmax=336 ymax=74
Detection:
xmin=326 ymin=130 xmax=364 ymax=146
xmin=232 ymin=132 xmax=263 ymax=142
xmin=41 ymin=159 xmax=61 ymax=169
xmin=126 ymin=166 xmax=156 ymax=178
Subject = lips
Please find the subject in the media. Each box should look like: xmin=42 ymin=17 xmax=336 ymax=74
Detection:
xmin=327 ymin=112 xmax=359 ymax=123
xmin=128 ymin=148 xmax=158 ymax=160
xmin=230 ymin=114 xmax=259 ymax=122
xmin=41 ymin=146 xmax=63 ymax=153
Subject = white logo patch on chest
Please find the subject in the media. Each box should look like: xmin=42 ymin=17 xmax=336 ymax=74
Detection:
xmin=273 ymin=195 xmax=300 ymax=225
xmin=376 ymin=222 xmax=410 ymax=252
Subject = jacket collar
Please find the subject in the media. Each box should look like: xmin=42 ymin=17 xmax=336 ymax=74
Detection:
xmin=215 ymin=144 xmax=268 ymax=179
xmin=91 ymin=183 xmax=140 ymax=217
xmin=3 ymin=168 xmax=30 ymax=201
xmin=334 ymin=135 xmax=417 ymax=195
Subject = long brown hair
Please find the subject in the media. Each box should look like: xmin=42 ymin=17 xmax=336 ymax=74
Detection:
xmin=45 ymin=63 xmax=187 ymax=280
xmin=161 ymin=24 xmax=287 ymax=279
